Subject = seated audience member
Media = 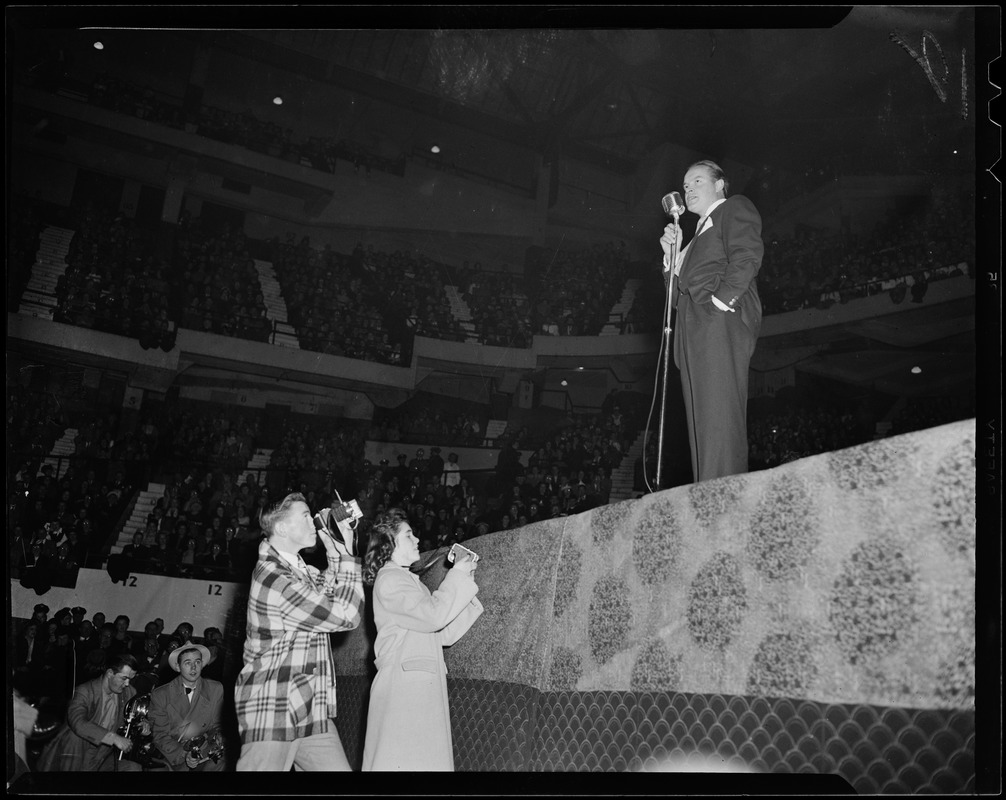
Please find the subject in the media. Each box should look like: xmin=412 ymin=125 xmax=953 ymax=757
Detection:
xmin=148 ymin=643 xmax=228 ymax=771
xmin=178 ymin=537 xmax=198 ymax=575
xmin=121 ymin=530 xmax=150 ymax=563
xmin=200 ymin=627 xmax=226 ymax=682
xmin=35 ymin=654 xmax=143 ymax=772
xmin=14 ymin=620 xmax=46 ymax=698
xmin=70 ymin=605 xmax=88 ymax=632
xmin=171 ymin=622 xmax=195 ymax=647
xmin=149 ymin=531 xmax=180 ymax=575
xmin=30 ymin=603 xmax=50 ymax=627
xmin=156 ymin=638 xmax=183 ymax=686
xmin=42 ymin=627 xmax=77 ymax=704
xmin=82 ymin=624 xmax=118 ymax=680
xmin=111 ymin=614 xmax=135 ymax=655
xmin=133 ymin=621 xmax=165 ymax=693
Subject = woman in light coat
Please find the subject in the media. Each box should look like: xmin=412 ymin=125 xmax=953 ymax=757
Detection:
xmin=361 ymin=508 xmax=482 ymax=771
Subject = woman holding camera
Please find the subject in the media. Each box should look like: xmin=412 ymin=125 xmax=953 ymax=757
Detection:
xmin=361 ymin=508 xmax=483 ymax=771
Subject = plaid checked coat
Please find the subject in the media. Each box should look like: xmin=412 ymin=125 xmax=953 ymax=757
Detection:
xmin=234 ymin=539 xmax=364 ymax=744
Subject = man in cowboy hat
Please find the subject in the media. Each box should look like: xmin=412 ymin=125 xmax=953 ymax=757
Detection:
xmin=148 ymin=643 xmax=227 ymax=771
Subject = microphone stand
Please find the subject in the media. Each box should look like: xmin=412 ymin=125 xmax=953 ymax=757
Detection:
xmin=655 ymin=211 xmax=680 ymax=490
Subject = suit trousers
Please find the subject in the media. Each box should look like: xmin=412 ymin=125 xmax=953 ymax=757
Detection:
xmin=236 ymin=721 xmax=351 ymax=771
xmin=675 ymin=298 xmax=755 ymax=482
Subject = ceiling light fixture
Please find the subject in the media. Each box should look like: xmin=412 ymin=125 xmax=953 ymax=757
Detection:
xmin=430 ymin=144 xmax=441 ymax=154
xmin=93 ymin=41 xmax=104 ymax=50
xmin=911 ymin=366 xmax=922 ymax=374
xmin=273 ymin=96 xmax=283 ymax=105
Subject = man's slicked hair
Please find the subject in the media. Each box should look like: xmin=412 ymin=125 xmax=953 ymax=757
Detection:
xmin=259 ymin=492 xmax=307 ymax=539
xmin=688 ymin=159 xmax=729 ymax=196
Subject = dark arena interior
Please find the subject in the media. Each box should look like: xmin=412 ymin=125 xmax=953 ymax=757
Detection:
xmin=6 ymin=6 xmax=997 ymax=795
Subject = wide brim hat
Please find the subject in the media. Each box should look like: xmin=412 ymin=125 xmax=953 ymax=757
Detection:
xmin=167 ymin=642 xmax=213 ymax=672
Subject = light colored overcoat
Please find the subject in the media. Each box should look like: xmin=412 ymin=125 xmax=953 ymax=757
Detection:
xmin=361 ymin=563 xmax=483 ymax=771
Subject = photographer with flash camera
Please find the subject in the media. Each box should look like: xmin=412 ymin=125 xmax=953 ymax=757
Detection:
xmin=234 ymin=492 xmax=364 ymax=771
xmin=360 ymin=508 xmax=483 ymax=771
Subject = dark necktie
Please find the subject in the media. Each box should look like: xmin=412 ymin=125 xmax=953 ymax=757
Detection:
xmin=185 ymin=687 xmax=193 ymax=702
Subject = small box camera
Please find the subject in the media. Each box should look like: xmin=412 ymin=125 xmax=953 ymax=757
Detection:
xmin=447 ymin=542 xmax=480 ymax=564
xmin=331 ymin=499 xmax=363 ymax=523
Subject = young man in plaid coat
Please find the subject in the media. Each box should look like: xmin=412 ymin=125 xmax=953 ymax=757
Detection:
xmin=234 ymin=492 xmax=364 ymax=770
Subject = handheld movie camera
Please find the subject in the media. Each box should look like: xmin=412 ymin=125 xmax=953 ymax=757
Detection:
xmin=447 ymin=542 xmax=480 ymax=565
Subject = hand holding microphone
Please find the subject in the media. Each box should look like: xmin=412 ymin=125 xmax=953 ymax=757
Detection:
xmin=660 ymin=191 xmax=686 ymax=269
xmin=660 ymin=222 xmax=682 ymax=258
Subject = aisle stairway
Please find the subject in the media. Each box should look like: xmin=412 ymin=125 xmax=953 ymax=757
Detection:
xmin=600 ymin=278 xmax=643 ymax=335
xmin=18 ymin=226 xmax=75 ymax=320
xmin=239 ymin=448 xmax=273 ymax=487
xmin=483 ymin=419 xmax=508 ymax=446
xmin=38 ymin=428 xmax=78 ymax=482
xmin=252 ymin=258 xmax=301 ymax=348
xmin=445 ymin=285 xmax=480 ymax=343
xmin=113 ymin=483 xmax=166 ymax=552
xmin=607 ymin=429 xmax=646 ymax=501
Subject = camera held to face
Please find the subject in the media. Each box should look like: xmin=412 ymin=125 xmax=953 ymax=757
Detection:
xmin=330 ymin=499 xmax=363 ymax=523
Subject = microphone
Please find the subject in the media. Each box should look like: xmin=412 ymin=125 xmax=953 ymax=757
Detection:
xmin=661 ymin=191 xmax=685 ymax=219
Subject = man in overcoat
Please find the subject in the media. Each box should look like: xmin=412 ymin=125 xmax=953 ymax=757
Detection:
xmin=148 ymin=642 xmax=227 ymax=771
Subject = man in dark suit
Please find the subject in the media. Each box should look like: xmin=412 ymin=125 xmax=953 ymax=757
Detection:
xmin=660 ymin=159 xmax=763 ymax=482
xmin=35 ymin=654 xmax=142 ymax=771
xmin=148 ymin=643 xmax=228 ymax=771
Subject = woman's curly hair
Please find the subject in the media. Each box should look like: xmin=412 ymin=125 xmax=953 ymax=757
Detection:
xmin=363 ymin=507 xmax=409 ymax=586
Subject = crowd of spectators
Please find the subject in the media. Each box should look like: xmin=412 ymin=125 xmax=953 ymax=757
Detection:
xmin=7 ymin=377 xmax=146 ymax=579
xmin=161 ymin=405 xmax=260 ymax=475
xmin=271 ymin=234 xmax=466 ymax=365
xmin=14 ymin=604 xmax=242 ymax=770
xmin=267 ymin=415 xmax=369 ymax=502
xmin=454 ymin=240 xmax=631 ymax=347
xmin=9 ymin=455 xmax=135 ymax=578
xmin=747 ymin=405 xmax=871 ymax=471
xmin=889 ymin=394 xmax=975 ymax=436
xmin=270 ymin=234 xmax=396 ymax=363
xmin=459 ymin=267 xmax=535 ymax=347
xmin=369 ymin=403 xmax=486 ymax=447
xmin=52 ymin=202 xmax=177 ymax=350
xmin=47 ymin=202 xmax=271 ymax=349
xmin=88 ymin=73 xmax=186 ymax=129
xmin=531 ymin=240 xmax=630 ymax=336
xmin=174 ymin=214 xmax=272 ymax=343
xmin=354 ymin=242 xmax=467 ymax=345
xmin=357 ymin=400 xmax=638 ymax=550
xmin=758 ymin=187 xmax=974 ymax=314
xmin=112 ymin=466 xmax=266 ymax=582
